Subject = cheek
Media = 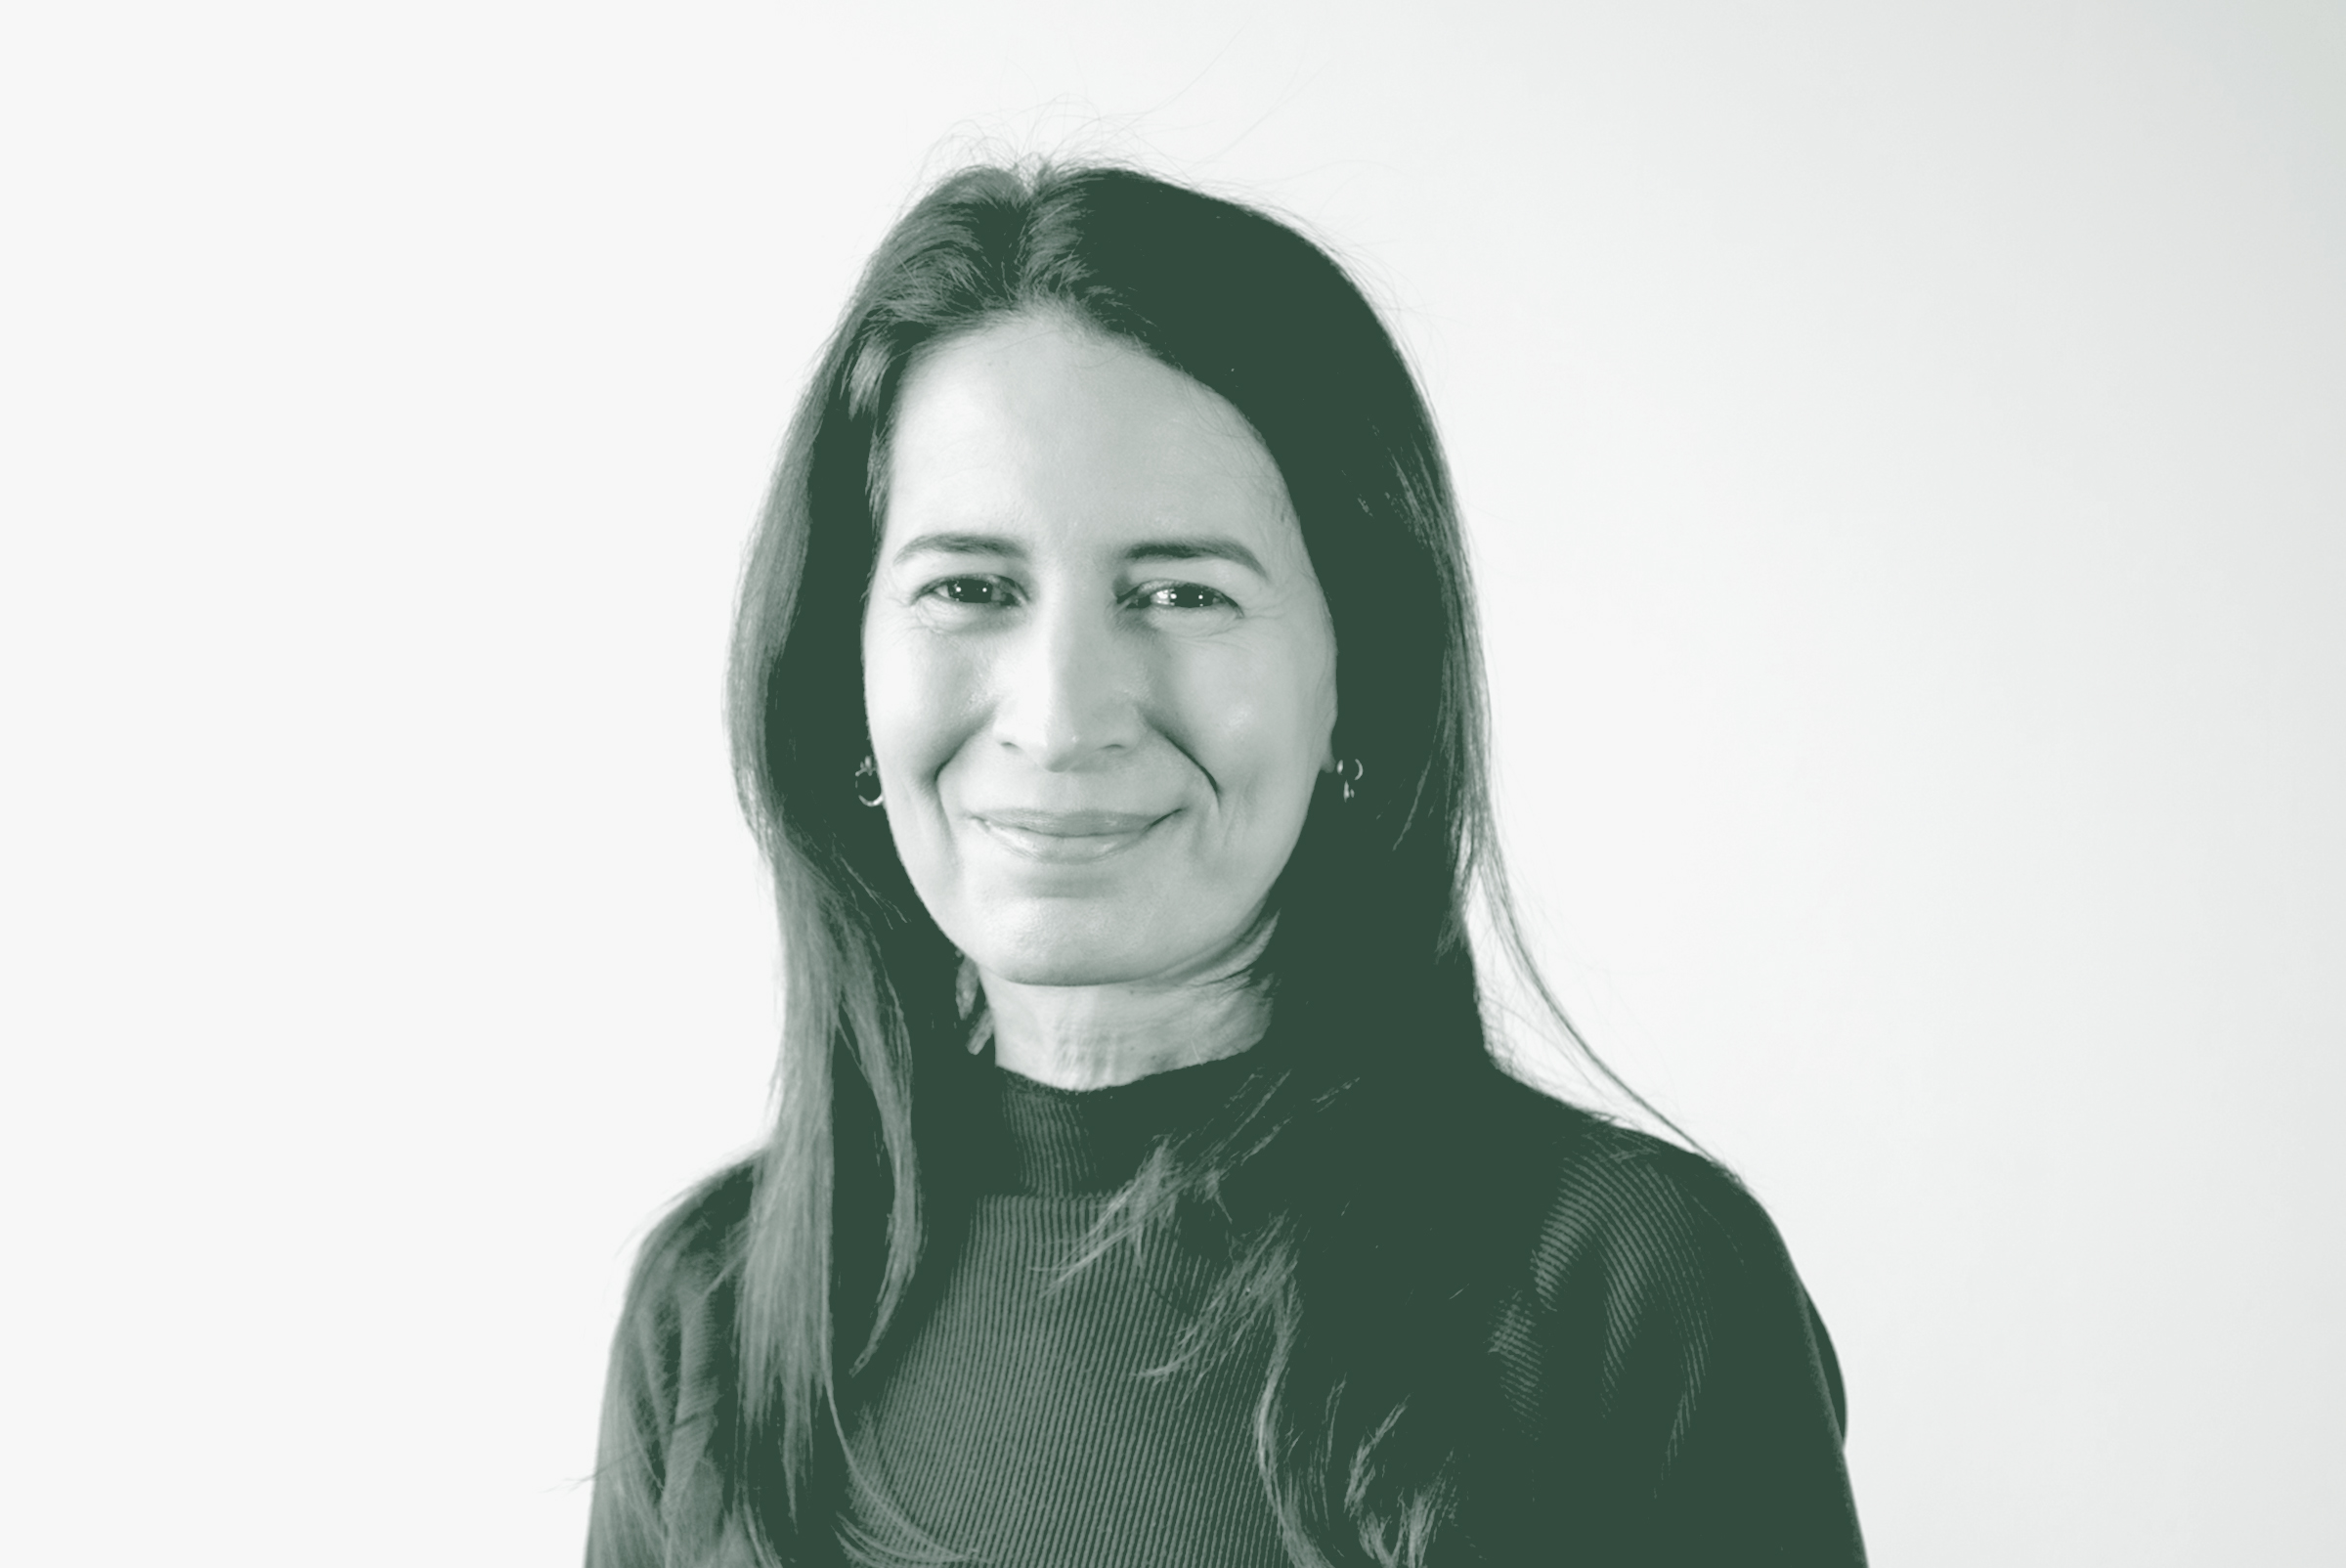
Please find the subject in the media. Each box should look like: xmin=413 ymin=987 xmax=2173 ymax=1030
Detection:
xmin=1181 ymin=634 xmax=1336 ymax=806
xmin=862 ymin=618 xmax=974 ymax=774
xmin=862 ymin=620 xmax=977 ymax=924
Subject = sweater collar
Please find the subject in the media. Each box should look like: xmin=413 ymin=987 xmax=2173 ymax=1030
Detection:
xmin=986 ymin=1050 xmax=1263 ymax=1197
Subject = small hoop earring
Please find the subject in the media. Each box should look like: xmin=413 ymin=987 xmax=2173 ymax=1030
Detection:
xmin=955 ymin=954 xmax=993 ymax=1056
xmin=1335 ymin=757 xmax=1366 ymax=803
xmin=853 ymin=755 xmax=885 ymax=808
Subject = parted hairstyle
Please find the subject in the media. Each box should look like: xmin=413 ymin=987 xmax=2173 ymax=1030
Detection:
xmin=695 ymin=161 xmax=1639 ymax=1568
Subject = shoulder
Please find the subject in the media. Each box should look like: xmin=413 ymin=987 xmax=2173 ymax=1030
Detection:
xmin=1473 ymin=1074 xmax=1846 ymax=1439
xmin=1463 ymin=1078 xmax=1868 ymax=1560
xmin=601 ymin=1159 xmax=757 ymax=1454
xmin=1485 ymin=1077 xmax=1794 ymax=1312
xmin=589 ymin=1160 xmax=757 ymax=1565
xmin=634 ymin=1158 xmax=757 ymax=1292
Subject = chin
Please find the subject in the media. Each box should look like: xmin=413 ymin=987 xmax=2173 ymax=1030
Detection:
xmin=975 ymin=938 xmax=1164 ymax=990
xmin=981 ymin=957 xmax=1137 ymax=989
xmin=964 ymin=902 xmax=1202 ymax=989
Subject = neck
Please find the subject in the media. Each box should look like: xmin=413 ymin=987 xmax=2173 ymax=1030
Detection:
xmin=979 ymin=929 xmax=1273 ymax=1090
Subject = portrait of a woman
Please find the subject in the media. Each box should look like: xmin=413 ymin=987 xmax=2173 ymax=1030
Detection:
xmin=586 ymin=162 xmax=1866 ymax=1567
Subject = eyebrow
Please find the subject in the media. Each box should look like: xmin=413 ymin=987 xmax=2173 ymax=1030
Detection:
xmin=1125 ymin=538 xmax=1269 ymax=577
xmin=891 ymin=531 xmax=1027 ymax=567
xmin=891 ymin=531 xmax=1269 ymax=578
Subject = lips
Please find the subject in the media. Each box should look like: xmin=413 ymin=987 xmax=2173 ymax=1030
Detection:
xmin=969 ymin=806 xmax=1171 ymax=863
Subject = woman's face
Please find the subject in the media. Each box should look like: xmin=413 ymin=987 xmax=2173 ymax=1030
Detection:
xmin=863 ymin=311 xmax=1338 ymax=990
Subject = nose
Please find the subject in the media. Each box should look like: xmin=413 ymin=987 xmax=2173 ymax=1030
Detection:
xmin=989 ymin=593 xmax=1142 ymax=770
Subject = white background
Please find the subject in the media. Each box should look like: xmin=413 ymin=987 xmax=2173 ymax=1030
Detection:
xmin=5 ymin=3 xmax=2340 ymax=1563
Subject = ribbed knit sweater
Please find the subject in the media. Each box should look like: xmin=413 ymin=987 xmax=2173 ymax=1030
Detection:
xmin=840 ymin=1057 xmax=1291 ymax=1566
xmin=588 ymin=1056 xmax=1867 ymax=1566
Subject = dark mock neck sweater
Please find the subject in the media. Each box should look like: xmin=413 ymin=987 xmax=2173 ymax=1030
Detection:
xmin=841 ymin=1055 xmax=1288 ymax=1566
xmin=587 ymin=1059 xmax=1868 ymax=1566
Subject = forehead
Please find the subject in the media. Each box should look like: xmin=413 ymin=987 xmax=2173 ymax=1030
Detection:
xmin=880 ymin=312 xmax=1298 ymax=559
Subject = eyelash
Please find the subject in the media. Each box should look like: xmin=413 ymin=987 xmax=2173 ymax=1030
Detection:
xmin=917 ymin=577 xmax=1235 ymax=613
xmin=925 ymin=576 xmax=1017 ymax=608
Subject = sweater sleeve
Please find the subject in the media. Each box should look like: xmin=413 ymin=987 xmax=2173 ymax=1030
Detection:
xmin=1479 ymin=1123 xmax=1867 ymax=1565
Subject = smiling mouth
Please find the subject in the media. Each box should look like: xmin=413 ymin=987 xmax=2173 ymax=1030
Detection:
xmin=970 ymin=808 xmax=1171 ymax=863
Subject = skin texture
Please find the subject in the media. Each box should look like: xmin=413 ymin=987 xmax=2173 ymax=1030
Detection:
xmin=862 ymin=311 xmax=1339 ymax=1088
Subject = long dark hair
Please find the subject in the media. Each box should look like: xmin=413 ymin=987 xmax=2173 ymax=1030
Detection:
xmin=721 ymin=161 xmax=1636 ymax=1567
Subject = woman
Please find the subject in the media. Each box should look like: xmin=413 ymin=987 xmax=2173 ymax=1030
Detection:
xmin=589 ymin=162 xmax=1866 ymax=1567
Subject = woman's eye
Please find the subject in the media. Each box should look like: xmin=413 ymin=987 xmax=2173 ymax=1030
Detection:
xmin=923 ymin=576 xmax=1017 ymax=607
xmin=1135 ymin=583 xmax=1235 ymax=612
